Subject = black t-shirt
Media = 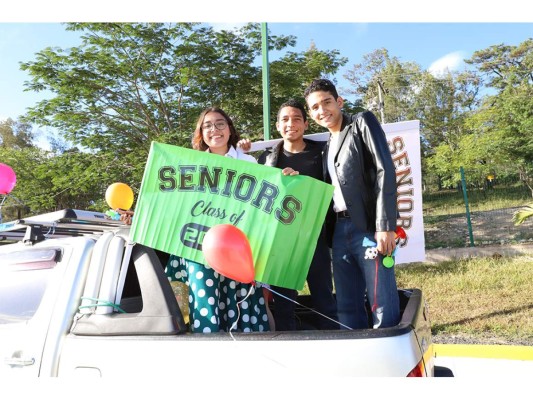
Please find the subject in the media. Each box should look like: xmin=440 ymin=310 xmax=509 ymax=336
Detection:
xmin=262 ymin=141 xmax=324 ymax=181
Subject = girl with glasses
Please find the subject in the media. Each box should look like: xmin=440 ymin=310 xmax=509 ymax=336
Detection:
xmin=166 ymin=107 xmax=271 ymax=333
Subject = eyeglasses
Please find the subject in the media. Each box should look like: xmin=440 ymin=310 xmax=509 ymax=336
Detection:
xmin=202 ymin=121 xmax=228 ymax=131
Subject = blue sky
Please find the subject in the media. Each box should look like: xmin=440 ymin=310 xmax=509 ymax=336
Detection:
xmin=1 ymin=1 xmax=531 ymax=136
xmin=1 ymin=22 xmax=530 ymax=123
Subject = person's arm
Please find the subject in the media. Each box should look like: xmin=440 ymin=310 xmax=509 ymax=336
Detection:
xmin=359 ymin=112 xmax=398 ymax=255
xmin=116 ymin=209 xmax=134 ymax=225
xmin=375 ymin=231 xmax=395 ymax=256
xmin=237 ymin=138 xmax=252 ymax=152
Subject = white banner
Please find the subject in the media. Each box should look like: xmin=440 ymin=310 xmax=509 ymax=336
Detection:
xmin=383 ymin=120 xmax=425 ymax=264
xmin=249 ymin=119 xmax=425 ymax=264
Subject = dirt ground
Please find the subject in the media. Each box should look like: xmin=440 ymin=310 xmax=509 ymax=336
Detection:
xmin=424 ymin=241 xmax=533 ymax=263
xmin=424 ymin=206 xmax=533 ymax=250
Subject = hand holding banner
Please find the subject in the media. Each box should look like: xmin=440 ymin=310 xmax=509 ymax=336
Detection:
xmin=130 ymin=142 xmax=334 ymax=290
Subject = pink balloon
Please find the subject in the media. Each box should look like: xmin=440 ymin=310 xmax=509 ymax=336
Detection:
xmin=0 ymin=163 xmax=16 ymax=195
xmin=202 ymin=224 xmax=255 ymax=283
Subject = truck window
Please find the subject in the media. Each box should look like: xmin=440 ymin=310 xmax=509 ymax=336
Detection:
xmin=116 ymin=249 xmax=169 ymax=314
xmin=0 ymin=248 xmax=60 ymax=324
xmin=119 ymin=257 xmax=143 ymax=313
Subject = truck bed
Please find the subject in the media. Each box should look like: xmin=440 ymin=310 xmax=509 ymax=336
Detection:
xmin=0 ymin=209 xmax=436 ymax=377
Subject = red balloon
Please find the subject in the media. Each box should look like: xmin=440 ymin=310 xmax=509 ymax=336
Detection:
xmin=202 ymin=224 xmax=254 ymax=283
xmin=0 ymin=163 xmax=16 ymax=195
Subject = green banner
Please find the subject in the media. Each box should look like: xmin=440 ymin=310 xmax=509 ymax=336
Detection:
xmin=130 ymin=142 xmax=333 ymax=290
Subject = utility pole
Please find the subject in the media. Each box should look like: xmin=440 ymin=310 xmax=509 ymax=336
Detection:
xmin=261 ymin=23 xmax=271 ymax=140
xmin=377 ymin=77 xmax=386 ymax=124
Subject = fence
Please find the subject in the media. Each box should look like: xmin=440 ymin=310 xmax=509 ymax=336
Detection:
xmin=422 ymin=168 xmax=533 ymax=249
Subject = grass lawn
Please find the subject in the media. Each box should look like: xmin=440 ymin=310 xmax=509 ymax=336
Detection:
xmin=396 ymin=255 xmax=533 ymax=345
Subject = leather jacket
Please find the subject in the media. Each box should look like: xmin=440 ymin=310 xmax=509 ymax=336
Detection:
xmin=324 ymin=111 xmax=397 ymax=241
xmin=258 ymin=140 xmax=283 ymax=167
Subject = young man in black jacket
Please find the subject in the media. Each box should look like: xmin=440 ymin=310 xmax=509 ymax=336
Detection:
xmin=258 ymin=99 xmax=339 ymax=331
xmin=304 ymin=78 xmax=400 ymax=329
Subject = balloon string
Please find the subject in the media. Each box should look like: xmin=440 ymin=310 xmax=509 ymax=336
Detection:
xmin=0 ymin=195 xmax=34 ymax=223
xmin=371 ymin=257 xmax=379 ymax=313
xmin=0 ymin=196 xmax=4 ymax=224
xmin=1 ymin=194 xmax=27 ymax=207
xmin=265 ymin=286 xmax=354 ymax=331
xmin=44 ymin=225 xmax=56 ymax=237
xmin=228 ymin=284 xmax=255 ymax=341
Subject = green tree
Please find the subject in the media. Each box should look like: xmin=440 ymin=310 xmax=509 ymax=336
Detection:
xmin=20 ymin=23 xmax=331 ymax=149
xmin=343 ymin=49 xmax=482 ymax=190
xmin=268 ymin=41 xmax=348 ymax=136
xmin=17 ymin=23 xmax=346 ymax=212
xmin=0 ymin=146 xmax=46 ymax=220
xmin=0 ymin=118 xmax=37 ymax=220
xmin=343 ymin=48 xmax=423 ymax=124
xmin=0 ymin=118 xmax=35 ymax=149
xmin=427 ymin=39 xmax=532 ymax=193
xmin=465 ymin=38 xmax=533 ymax=195
xmin=0 ymin=145 xmax=111 ymax=219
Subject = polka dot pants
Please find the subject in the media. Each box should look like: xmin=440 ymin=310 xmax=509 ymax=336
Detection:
xmin=166 ymin=255 xmax=270 ymax=333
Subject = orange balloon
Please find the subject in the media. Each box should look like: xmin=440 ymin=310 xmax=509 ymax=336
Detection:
xmin=202 ymin=224 xmax=255 ymax=283
xmin=105 ymin=182 xmax=134 ymax=210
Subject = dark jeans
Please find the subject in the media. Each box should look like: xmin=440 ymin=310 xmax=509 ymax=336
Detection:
xmin=271 ymin=230 xmax=338 ymax=330
xmin=332 ymin=218 xmax=400 ymax=329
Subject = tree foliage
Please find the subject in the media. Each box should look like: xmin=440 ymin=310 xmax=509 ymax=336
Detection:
xmin=5 ymin=25 xmax=531 ymax=219
xmin=343 ymin=48 xmax=423 ymax=124
xmin=463 ymin=38 xmax=533 ymax=194
xmin=0 ymin=118 xmax=35 ymax=149
xmin=0 ymin=145 xmax=110 ymax=221
xmin=342 ymin=48 xmax=484 ymax=189
xmin=11 ymin=23 xmax=346 ymax=215
xmin=342 ymin=39 xmax=532 ymax=195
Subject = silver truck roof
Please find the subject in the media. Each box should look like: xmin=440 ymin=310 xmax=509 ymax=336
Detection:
xmin=0 ymin=209 xmax=127 ymax=245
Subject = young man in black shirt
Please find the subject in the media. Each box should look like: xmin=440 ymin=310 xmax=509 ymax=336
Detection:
xmin=258 ymin=99 xmax=338 ymax=330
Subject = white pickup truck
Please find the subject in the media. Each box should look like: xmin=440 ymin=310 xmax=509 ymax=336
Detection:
xmin=0 ymin=209 xmax=448 ymax=378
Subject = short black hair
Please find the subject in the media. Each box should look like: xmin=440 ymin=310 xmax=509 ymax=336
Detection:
xmin=277 ymin=99 xmax=307 ymax=122
xmin=303 ymin=78 xmax=339 ymax=101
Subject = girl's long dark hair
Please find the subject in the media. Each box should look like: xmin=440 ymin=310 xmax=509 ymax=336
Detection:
xmin=192 ymin=107 xmax=240 ymax=151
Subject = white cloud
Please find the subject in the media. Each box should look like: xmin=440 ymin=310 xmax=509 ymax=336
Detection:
xmin=428 ymin=51 xmax=466 ymax=77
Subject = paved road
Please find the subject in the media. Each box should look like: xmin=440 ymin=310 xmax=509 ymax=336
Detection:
xmin=433 ymin=344 xmax=533 ymax=377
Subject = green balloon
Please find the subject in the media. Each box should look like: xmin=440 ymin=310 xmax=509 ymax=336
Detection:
xmin=383 ymin=256 xmax=394 ymax=268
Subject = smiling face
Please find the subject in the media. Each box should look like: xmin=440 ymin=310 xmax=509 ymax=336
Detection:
xmin=276 ymin=106 xmax=308 ymax=143
xmin=201 ymin=111 xmax=230 ymax=155
xmin=306 ymin=91 xmax=344 ymax=134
